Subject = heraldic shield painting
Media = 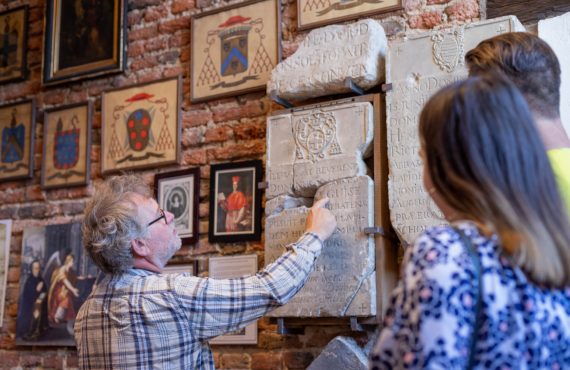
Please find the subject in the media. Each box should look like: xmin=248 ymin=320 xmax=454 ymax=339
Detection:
xmin=42 ymin=102 xmax=92 ymax=189
xmin=16 ymin=223 xmax=101 ymax=346
xmin=101 ymin=76 xmax=181 ymax=174
xmin=297 ymin=0 xmax=400 ymax=30
xmin=0 ymin=99 xmax=35 ymax=182
xmin=191 ymin=0 xmax=280 ymax=102
xmin=0 ymin=6 xmax=28 ymax=84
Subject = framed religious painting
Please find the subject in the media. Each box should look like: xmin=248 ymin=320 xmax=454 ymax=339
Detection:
xmin=162 ymin=261 xmax=198 ymax=276
xmin=101 ymin=76 xmax=182 ymax=174
xmin=209 ymin=254 xmax=258 ymax=344
xmin=297 ymin=0 xmax=401 ymax=30
xmin=0 ymin=6 xmax=28 ymax=84
xmin=155 ymin=168 xmax=200 ymax=245
xmin=209 ymin=160 xmax=262 ymax=243
xmin=41 ymin=102 xmax=92 ymax=189
xmin=42 ymin=0 xmax=127 ymax=85
xmin=16 ymin=223 xmax=101 ymax=346
xmin=190 ymin=0 xmax=281 ymax=102
xmin=0 ymin=219 xmax=12 ymax=327
xmin=0 ymin=99 xmax=35 ymax=182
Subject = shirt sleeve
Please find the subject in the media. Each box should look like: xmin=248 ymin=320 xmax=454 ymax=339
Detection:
xmin=172 ymin=232 xmax=323 ymax=340
xmin=369 ymin=227 xmax=478 ymax=370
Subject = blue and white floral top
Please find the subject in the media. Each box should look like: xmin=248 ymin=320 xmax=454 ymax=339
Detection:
xmin=370 ymin=221 xmax=570 ymax=370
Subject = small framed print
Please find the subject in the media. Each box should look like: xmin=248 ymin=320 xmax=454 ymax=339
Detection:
xmin=209 ymin=254 xmax=257 ymax=345
xmin=162 ymin=261 xmax=198 ymax=276
xmin=42 ymin=102 xmax=92 ymax=189
xmin=190 ymin=0 xmax=281 ymax=102
xmin=155 ymin=168 xmax=200 ymax=245
xmin=0 ymin=6 xmax=28 ymax=84
xmin=0 ymin=99 xmax=35 ymax=182
xmin=0 ymin=219 xmax=12 ymax=327
xmin=209 ymin=160 xmax=262 ymax=243
xmin=101 ymin=76 xmax=182 ymax=175
xmin=42 ymin=0 xmax=127 ymax=85
xmin=298 ymin=0 xmax=402 ymax=30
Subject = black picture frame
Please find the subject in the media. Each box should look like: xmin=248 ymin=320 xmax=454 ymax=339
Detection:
xmin=155 ymin=168 xmax=200 ymax=245
xmin=0 ymin=5 xmax=28 ymax=84
xmin=209 ymin=160 xmax=262 ymax=243
xmin=42 ymin=0 xmax=127 ymax=86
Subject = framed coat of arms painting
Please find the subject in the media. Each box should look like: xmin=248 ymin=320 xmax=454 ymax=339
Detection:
xmin=101 ymin=76 xmax=181 ymax=175
xmin=0 ymin=99 xmax=35 ymax=182
xmin=42 ymin=102 xmax=92 ymax=189
xmin=190 ymin=0 xmax=281 ymax=102
xmin=0 ymin=6 xmax=28 ymax=84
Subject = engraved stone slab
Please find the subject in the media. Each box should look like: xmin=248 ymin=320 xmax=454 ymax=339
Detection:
xmin=267 ymin=19 xmax=387 ymax=101
xmin=266 ymin=176 xmax=375 ymax=317
xmin=307 ymin=337 xmax=368 ymax=370
xmin=539 ymin=12 xmax=570 ymax=137
xmin=386 ymin=16 xmax=525 ymax=245
xmin=267 ymin=101 xmax=373 ymax=199
xmin=265 ymin=195 xmax=312 ymax=216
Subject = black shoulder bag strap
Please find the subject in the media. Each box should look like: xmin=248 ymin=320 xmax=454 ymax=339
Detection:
xmin=454 ymin=227 xmax=483 ymax=370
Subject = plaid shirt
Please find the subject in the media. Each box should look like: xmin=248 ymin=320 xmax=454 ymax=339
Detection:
xmin=74 ymin=233 xmax=323 ymax=369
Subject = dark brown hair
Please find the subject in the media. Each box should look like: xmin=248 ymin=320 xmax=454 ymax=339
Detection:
xmin=465 ymin=32 xmax=561 ymax=120
xmin=419 ymin=74 xmax=570 ymax=287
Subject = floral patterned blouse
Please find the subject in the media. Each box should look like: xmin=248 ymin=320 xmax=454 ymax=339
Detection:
xmin=370 ymin=221 xmax=570 ymax=369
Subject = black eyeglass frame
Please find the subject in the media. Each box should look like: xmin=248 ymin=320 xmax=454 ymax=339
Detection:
xmin=148 ymin=208 xmax=167 ymax=226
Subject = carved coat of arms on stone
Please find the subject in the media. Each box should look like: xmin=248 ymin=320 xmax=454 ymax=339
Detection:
xmin=431 ymin=29 xmax=465 ymax=73
xmin=294 ymin=111 xmax=342 ymax=162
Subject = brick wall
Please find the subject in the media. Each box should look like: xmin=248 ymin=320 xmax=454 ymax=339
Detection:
xmin=0 ymin=0 xmax=482 ymax=368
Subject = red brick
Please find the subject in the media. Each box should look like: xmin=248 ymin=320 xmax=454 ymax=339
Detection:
xmin=29 ymin=20 xmax=43 ymax=35
xmin=445 ymin=0 xmax=479 ymax=21
xmin=129 ymin=25 xmax=159 ymax=42
xmin=182 ymin=148 xmax=208 ymax=165
xmin=163 ymin=65 xmax=185 ymax=78
xmin=282 ymin=351 xmax=314 ymax=369
xmin=213 ymin=352 xmax=221 ymax=369
xmin=128 ymin=10 xmax=143 ymax=26
xmin=144 ymin=4 xmax=168 ymax=22
xmin=257 ymin=331 xmax=301 ymax=350
xmin=170 ymin=32 xmax=191 ymax=48
xmin=20 ymin=354 xmax=42 ymax=367
xmin=207 ymin=140 xmax=265 ymax=161
xmin=66 ymin=354 xmax=79 ymax=367
xmin=199 ymin=202 xmax=209 ymax=218
xmin=130 ymin=0 xmax=161 ymax=10
xmin=408 ymin=11 xmax=444 ymax=29
xmin=197 ymin=0 xmax=213 ymax=9
xmin=145 ymin=37 xmax=169 ymax=53
xmin=29 ymin=7 xmax=42 ymax=22
xmin=212 ymin=100 xmax=267 ymax=122
xmin=190 ymin=239 xmax=217 ymax=255
xmin=42 ymin=90 xmax=67 ymax=105
xmin=0 ymin=351 xmax=19 ymax=366
xmin=44 ymin=355 xmax=64 ymax=368
xmin=233 ymin=118 xmax=267 ymax=140
xmin=60 ymin=201 xmax=87 ymax=216
xmin=27 ymin=35 xmax=42 ymax=50
xmin=158 ymin=50 xmax=180 ymax=64
xmin=221 ymin=353 xmax=250 ymax=369
xmin=180 ymin=47 xmax=191 ymax=62
xmin=172 ymin=0 xmax=195 ymax=14
xmin=25 ymin=185 xmax=45 ymax=201
xmin=0 ymin=187 xmax=25 ymax=204
xmin=130 ymin=56 xmax=159 ymax=71
xmin=181 ymin=127 xmax=203 ymax=147
xmin=128 ymin=41 xmax=146 ymax=58
xmin=138 ymin=70 xmax=163 ymax=83
xmin=252 ymin=352 xmax=282 ymax=370
xmin=159 ymin=17 xmax=191 ymax=34
xmin=6 ymin=267 xmax=20 ymax=283
xmin=69 ymin=90 xmax=89 ymax=103
xmin=7 ymin=302 xmax=17 ymax=316
xmin=204 ymin=126 xmax=232 ymax=143
xmin=0 ymin=207 xmax=16 ymax=219
xmin=182 ymin=109 xmax=212 ymax=128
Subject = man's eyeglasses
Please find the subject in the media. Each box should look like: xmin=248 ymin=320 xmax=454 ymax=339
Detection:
xmin=148 ymin=208 xmax=167 ymax=226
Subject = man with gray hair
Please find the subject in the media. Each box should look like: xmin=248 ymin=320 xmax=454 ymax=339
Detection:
xmin=75 ymin=174 xmax=336 ymax=369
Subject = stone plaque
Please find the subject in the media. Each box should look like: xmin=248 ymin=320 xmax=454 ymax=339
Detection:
xmin=266 ymin=176 xmax=375 ymax=317
xmin=267 ymin=101 xmax=374 ymax=199
xmin=386 ymin=16 xmax=525 ymax=245
xmin=539 ymin=12 xmax=570 ymax=137
xmin=267 ymin=19 xmax=387 ymax=101
xmin=265 ymin=195 xmax=313 ymax=216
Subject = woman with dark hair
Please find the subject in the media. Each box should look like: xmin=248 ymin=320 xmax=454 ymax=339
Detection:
xmin=369 ymin=74 xmax=570 ymax=369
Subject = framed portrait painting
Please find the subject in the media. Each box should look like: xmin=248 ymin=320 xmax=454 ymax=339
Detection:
xmin=297 ymin=0 xmax=401 ymax=30
xmin=209 ymin=160 xmax=262 ymax=243
xmin=0 ymin=99 xmax=35 ymax=182
xmin=0 ymin=219 xmax=12 ymax=327
xmin=155 ymin=168 xmax=200 ymax=245
xmin=101 ymin=76 xmax=182 ymax=174
xmin=42 ymin=0 xmax=127 ymax=85
xmin=0 ymin=6 xmax=28 ymax=84
xmin=190 ymin=0 xmax=281 ymax=102
xmin=209 ymin=254 xmax=258 ymax=345
xmin=42 ymin=102 xmax=92 ymax=189
xmin=16 ymin=223 xmax=101 ymax=346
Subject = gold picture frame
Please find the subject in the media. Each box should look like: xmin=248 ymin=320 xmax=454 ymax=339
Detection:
xmin=41 ymin=102 xmax=92 ymax=189
xmin=42 ymin=0 xmax=126 ymax=85
xmin=297 ymin=0 xmax=402 ymax=30
xmin=0 ymin=99 xmax=35 ymax=182
xmin=190 ymin=0 xmax=281 ymax=102
xmin=0 ymin=6 xmax=28 ymax=84
xmin=101 ymin=76 xmax=182 ymax=175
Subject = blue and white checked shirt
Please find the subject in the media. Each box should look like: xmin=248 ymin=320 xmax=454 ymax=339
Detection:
xmin=74 ymin=233 xmax=323 ymax=369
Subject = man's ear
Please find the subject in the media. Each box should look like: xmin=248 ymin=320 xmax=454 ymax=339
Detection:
xmin=131 ymin=238 xmax=149 ymax=257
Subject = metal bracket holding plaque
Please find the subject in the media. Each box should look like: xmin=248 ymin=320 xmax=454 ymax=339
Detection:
xmin=344 ymin=78 xmax=366 ymax=96
xmin=381 ymin=83 xmax=393 ymax=93
xmin=258 ymin=181 xmax=268 ymax=190
xmin=270 ymin=91 xmax=295 ymax=109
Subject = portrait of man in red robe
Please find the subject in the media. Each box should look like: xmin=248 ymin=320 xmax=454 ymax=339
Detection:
xmin=218 ymin=175 xmax=251 ymax=232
